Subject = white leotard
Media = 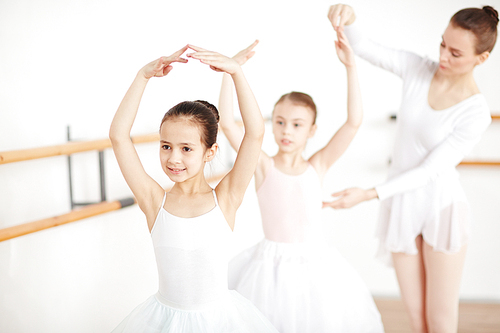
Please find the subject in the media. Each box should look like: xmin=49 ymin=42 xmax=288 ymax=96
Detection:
xmin=151 ymin=191 xmax=232 ymax=308
xmin=112 ymin=190 xmax=279 ymax=332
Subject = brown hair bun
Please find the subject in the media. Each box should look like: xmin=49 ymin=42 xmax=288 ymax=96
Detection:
xmin=483 ymin=6 xmax=499 ymax=24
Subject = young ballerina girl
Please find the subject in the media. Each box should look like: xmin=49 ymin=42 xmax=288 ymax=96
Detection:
xmin=325 ymin=4 xmax=496 ymax=333
xmin=109 ymin=45 xmax=278 ymax=332
xmin=219 ymin=31 xmax=384 ymax=332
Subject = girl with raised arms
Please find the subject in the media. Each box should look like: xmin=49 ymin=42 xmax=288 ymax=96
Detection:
xmin=325 ymin=4 xmax=497 ymax=333
xmin=109 ymin=45 xmax=278 ymax=332
xmin=219 ymin=27 xmax=384 ymax=333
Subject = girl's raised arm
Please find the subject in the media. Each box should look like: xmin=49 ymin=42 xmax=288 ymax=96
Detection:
xmin=109 ymin=46 xmax=188 ymax=225
xmin=188 ymin=45 xmax=264 ymax=228
xmin=309 ymin=30 xmax=362 ymax=180
xmin=218 ymin=40 xmax=259 ymax=152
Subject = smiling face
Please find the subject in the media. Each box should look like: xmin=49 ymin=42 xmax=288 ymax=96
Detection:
xmin=438 ymin=23 xmax=488 ymax=75
xmin=272 ymin=99 xmax=317 ymax=153
xmin=159 ymin=117 xmax=217 ymax=183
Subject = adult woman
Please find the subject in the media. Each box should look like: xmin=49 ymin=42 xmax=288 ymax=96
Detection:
xmin=323 ymin=4 xmax=498 ymax=333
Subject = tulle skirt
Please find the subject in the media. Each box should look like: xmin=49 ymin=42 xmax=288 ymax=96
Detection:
xmin=111 ymin=290 xmax=278 ymax=333
xmin=377 ymin=175 xmax=470 ymax=266
xmin=228 ymin=238 xmax=384 ymax=333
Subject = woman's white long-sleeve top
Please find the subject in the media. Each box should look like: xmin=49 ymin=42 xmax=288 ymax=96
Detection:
xmin=345 ymin=22 xmax=491 ymax=201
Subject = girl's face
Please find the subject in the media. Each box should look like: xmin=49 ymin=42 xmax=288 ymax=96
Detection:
xmin=272 ymin=99 xmax=317 ymax=153
xmin=159 ymin=118 xmax=216 ymax=183
xmin=438 ymin=23 xmax=489 ymax=76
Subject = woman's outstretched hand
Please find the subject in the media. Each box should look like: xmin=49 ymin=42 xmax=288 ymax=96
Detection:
xmin=335 ymin=30 xmax=355 ymax=67
xmin=187 ymin=45 xmax=241 ymax=75
xmin=328 ymin=4 xmax=356 ymax=31
xmin=233 ymin=40 xmax=259 ymax=65
xmin=322 ymin=188 xmax=378 ymax=209
xmin=140 ymin=45 xmax=189 ymax=79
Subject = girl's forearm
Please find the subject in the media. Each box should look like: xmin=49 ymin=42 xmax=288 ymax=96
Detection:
xmin=218 ymin=73 xmax=236 ymax=130
xmin=219 ymin=73 xmax=245 ymax=151
xmin=110 ymin=73 xmax=149 ymax=140
xmin=230 ymin=69 xmax=264 ymax=139
xmin=345 ymin=65 xmax=363 ymax=128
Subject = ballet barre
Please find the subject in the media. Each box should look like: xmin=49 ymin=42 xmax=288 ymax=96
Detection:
xmin=0 ymin=198 xmax=135 ymax=242
xmin=456 ymin=113 xmax=499 ymax=166
xmin=0 ymin=129 xmax=228 ymax=242
xmin=0 ymin=173 xmax=226 ymax=243
xmin=0 ymin=133 xmax=160 ymax=165
xmin=390 ymin=113 xmax=500 ymax=121
xmin=458 ymin=161 xmax=500 ymax=167
xmin=0 ymin=117 xmax=258 ymax=165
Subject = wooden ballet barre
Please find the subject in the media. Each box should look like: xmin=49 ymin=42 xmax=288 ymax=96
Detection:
xmin=458 ymin=160 xmax=500 ymax=166
xmin=0 ymin=173 xmax=227 ymax=242
xmin=0 ymin=133 xmax=160 ymax=165
xmin=0 ymin=198 xmax=136 ymax=242
xmin=390 ymin=113 xmax=500 ymax=121
xmin=0 ymin=116 xmax=265 ymax=166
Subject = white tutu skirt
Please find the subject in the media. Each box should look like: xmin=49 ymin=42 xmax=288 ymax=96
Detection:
xmin=377 ymin=175 xmax=470 ymax=266
xmin=111 ymin=290 xmax=278 ymax=333
xmin=228 ymin=238 xmax=384 ymax=333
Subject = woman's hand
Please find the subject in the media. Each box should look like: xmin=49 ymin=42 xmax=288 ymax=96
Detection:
xmin=187 ymin=45 xmax=241 ymax=75
xmin=322 ymin=188 xmax=378 ymax=209
xmin=328 ymin=4 xmax=356 ymax=31
xmin=232 ymin=40 xmax=259 ymax=66
xmin=140 ymin=45 xmax=189 ymax=79
xmin=335 ymin=30 xmax=355 ymax=67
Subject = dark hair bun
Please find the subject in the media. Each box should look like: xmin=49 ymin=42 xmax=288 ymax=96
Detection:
xmin=194 ymin=100 xmax=219 ymax=123
xmin=483 ymin=6 xmax=499 ymax=24
xmin=451 ymin=6 xmax=498 ymax=53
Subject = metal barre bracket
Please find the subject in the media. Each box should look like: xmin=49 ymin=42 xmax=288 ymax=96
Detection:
xmin=118 ymin=197 xmax=136 ymax=208
xmin=67 ymin=126 xmax=107 ymax=209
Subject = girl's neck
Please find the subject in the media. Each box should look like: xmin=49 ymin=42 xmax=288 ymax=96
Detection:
xmin=273 ymin=150 xmax=308 ymax=169
xmin=170 ymin=175 xmax=212 ymax=196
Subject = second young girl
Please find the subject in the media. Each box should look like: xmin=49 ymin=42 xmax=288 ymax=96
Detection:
xmin=109 ymin=45 xmax=278 ymax=332
xmin=219 ymin=30 xmax=384 ymax=333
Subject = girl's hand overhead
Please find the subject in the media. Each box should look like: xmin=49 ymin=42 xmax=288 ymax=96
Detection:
xmin=335 ymin=30 xmax=355 ymax=67
xmin=232 ymin=40 xmax=259 ymax=65
xmin=140 ymin=45 xmax=189 ymax=79
xmin=187 ymin=45 xmax=241 ymax=75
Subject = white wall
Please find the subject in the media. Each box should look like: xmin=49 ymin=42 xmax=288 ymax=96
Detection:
xmin=0 ymin=0 xmax=499 ymax=331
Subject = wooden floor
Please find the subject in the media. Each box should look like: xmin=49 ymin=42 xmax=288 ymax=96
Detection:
xmin=374 ymin=298 xmax=500 ymax=333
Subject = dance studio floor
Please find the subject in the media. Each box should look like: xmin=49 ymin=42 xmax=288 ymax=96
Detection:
xmin=374 ymin=298 xmax=500 ymax=333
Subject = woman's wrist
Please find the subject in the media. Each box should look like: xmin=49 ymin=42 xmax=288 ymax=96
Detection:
xmin=346 ymin=14 xmax=356 ymax=26
xmin=345 ymin=61 xmax=357 ymax=71
xmin=366 ymin=188 xmax=379 ymax=200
